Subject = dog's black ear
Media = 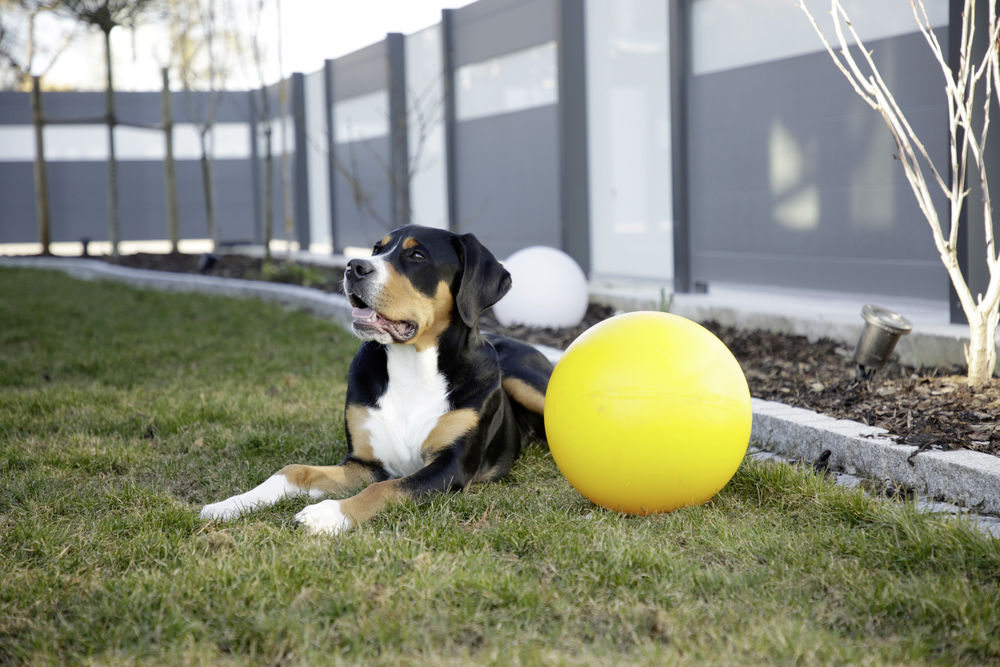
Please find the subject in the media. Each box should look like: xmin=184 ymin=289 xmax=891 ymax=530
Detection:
xmin=452 ymin=233 xmax=511 ymax=327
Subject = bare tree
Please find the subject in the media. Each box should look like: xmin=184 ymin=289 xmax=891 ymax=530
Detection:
xmin=244 ymin=0 xmax=275 ymax=259
xmin=168 ymin=0 xmax=276 ymax=257
xmin=331 ymin=77 xmax=446 ymax=232
xmin=0 ymin=1 xmax=80 ymax=90
xmin=59 ymin=0 xmax=155 ymax=256
xmin=800 ymin=0 xmax=1000 ymax=388
xmin=275 ymin=0 xmax=294 ymax=255
xmin=166 ymin=0 xmax=243 ymax=253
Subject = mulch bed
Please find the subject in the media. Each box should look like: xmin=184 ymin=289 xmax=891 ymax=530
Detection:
xmin=93 ymin=252 xmax=1000 ymax=458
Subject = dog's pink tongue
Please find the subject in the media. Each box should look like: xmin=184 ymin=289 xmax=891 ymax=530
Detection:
xmin=352 ymin=307 xmax=378 ymax=323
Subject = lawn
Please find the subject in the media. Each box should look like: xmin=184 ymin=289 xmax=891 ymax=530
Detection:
xmin=2 ymin=267 xmax=999 ymax=665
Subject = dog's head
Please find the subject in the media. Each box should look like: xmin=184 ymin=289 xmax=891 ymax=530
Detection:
xmin=343 ymin=225 xmax=511 ymax=348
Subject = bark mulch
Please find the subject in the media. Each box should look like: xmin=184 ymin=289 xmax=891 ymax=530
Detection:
xmin=100 ymin=252 xmax=1000 ymax=458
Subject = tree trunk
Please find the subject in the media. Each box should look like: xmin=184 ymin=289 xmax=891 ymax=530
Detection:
xmin=199 ymin=128 xmax=217 ymax=252
xmin=279 ymin=79 xmax=293 ymax=255
xmin=263 ymin=121 xmax=274 ymax=261
xmin=103 ymin=28 xmax=120 ymax=257
xmin=161 ymin=68 xmax=179 ymax=254
xmin=965 ymin=305 xmax=1000 ymax=388
xmin=30 ymin=76 xmax=50 ymax=255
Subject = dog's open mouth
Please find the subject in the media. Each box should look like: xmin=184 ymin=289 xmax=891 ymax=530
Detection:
xmin=349 ymin=296 xmax=417 ymax=343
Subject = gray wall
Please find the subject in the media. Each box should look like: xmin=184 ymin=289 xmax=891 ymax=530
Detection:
xmin=688 ymin=29 xmax=949 ymax=300
xmin=450 ymin=0 xmax=562 ymax=258
xmin=330 ymin=40 xmax=395 ymax=249
xmin=453 ymin=107 xmax=561 ymax=259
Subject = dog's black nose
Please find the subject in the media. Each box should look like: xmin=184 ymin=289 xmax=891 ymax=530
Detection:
xmin=346 ymin=259 xmax=374 ymax=280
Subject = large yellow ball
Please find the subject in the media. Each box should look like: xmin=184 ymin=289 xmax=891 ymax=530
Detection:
xmin=544 ymin=311 xmax=752 ymax=514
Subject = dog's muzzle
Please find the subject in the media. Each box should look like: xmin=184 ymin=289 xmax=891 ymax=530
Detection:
xmin=344 ymin=259 xmax=417 ymax=343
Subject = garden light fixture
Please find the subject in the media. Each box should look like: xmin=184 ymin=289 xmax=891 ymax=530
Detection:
xmin=853 ymin=304 xmax=912 ymax=380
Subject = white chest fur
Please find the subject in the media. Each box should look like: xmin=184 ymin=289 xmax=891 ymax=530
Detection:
xmin=364 ymin=345 xmax=450 ymax=478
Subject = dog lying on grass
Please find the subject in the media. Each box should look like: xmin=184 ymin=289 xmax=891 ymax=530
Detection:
xmin=201 ymin=225 xmax=553 ymax=534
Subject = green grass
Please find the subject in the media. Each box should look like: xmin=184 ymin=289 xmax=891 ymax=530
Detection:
xmin=1 ymin=267 xmax=999 ymax=665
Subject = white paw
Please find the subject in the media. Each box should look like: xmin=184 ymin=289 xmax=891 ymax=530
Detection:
xmin=200 ymin=497 xmax=247 ymax=521
xmin=200 ymin=474 xmax=305 ymax=522
xmin=295 ymin=499 xmax=354 ymax=535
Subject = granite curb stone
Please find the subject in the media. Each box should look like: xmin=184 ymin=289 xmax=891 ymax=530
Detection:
xmin=752 ymin=398 xmax=1000 ymax=514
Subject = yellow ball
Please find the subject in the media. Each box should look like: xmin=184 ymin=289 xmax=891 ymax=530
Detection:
xmin=544 ymin=311 xmax=752 ymax=514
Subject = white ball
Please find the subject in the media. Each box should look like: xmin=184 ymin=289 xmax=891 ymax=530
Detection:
xmin=493 ymin=246 xmax=589 ymax=328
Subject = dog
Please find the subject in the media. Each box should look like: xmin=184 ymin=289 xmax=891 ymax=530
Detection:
xmin=200 ymin=225 xmax=554 ymax=534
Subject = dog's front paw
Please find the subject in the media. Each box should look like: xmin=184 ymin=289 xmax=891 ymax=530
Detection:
xmin=200 ymin=497 xmax=246 ymax=521
xmin=295 ymin=499 xmax=354 ymax=535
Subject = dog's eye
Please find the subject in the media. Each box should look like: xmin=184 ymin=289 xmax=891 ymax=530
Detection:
xmin=371 ymin=243 xmax=382 ymax=255
xmin=408 ymin=249 xmax=426 ymax=261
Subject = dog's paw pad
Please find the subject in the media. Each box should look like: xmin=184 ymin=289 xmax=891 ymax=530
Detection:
xmin=295 ymin=500 xmax=353 ymax=535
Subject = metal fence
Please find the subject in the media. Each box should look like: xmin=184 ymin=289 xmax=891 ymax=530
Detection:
xmin=0 ymin=0 xmax=986 ymax=320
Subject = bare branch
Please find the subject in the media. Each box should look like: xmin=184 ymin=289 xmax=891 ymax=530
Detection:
xmin=801 ymin=0 xmax=1000 ymax=386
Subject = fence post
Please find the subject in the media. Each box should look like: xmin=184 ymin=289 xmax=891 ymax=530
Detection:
xmin=387 ymin=32 xmax=410 ymax=228
xmin=668 ymin=0 xmax=692 ymax=293
xmin=30 ymin=76 xmax=51 ymax=255
xmin=291 ymin=72 xmax=311 ymax=251
xmin=103 ymin=29 xmax=120 ymax=256
xmin=248 ymin=88 xmax=262 ymax=246
xmin=324 ymin=58 xmax=339 ymax=252
xmin=558 ymin=0 xmax=591 ymax=275
xmin=161 ymin=68 xmax=180 ymax=253
xmin=441 ymin=9 xmax=458 ymax=232
xmin=279 ymin=76 xmax=294 ymax=253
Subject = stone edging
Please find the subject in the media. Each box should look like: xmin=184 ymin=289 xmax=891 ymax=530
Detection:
xmin=5 ymin=256 xmax=999 ymax=515
xmin=751 ymin=399 xmax=1000 ymax=515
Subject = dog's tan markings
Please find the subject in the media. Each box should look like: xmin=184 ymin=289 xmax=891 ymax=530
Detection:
xmin=345 ymin=403 xmax=376 ymax=461
xmin=338 ymin=479 xmax=405 ymax=525
xmin=278 ymin=461 xmax=374 ymax=495
xmin=472 ymin=463 xmax=509 ymax=485
xmin=402 ymin=237 xmax=419 ymax=249
xmin=379 ymin=234 xmax=393 ymax=249
xmin=412 ymin=281 xmax=454 ymax=351
xmin=377 ymin=265 xmax=435 ymax=323
xmin=375 ymin=267 xmax=453 ymax=350
xmin=502 ymin=377 xmax=546 ymax=416
xmin=421 ymin=408 xmax=479 ymax=458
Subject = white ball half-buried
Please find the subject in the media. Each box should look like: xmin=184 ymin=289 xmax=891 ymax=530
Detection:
xmin=493 ymin=246 xmax=588 ymax=328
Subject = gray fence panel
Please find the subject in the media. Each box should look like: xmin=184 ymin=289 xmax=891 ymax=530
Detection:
xmin=0 ymin=92 xmax=29 ymax=122
xmin=688 ymin=29 xmax=948 ymax=299
xmin=37 ymin=91 xmax=104 ymax=121
xmin=332 ymin=136 xmax=394 ymax=249
xmin=251 ymin=81 xmax=289 ymax=247
xmin=454 ymin=106 xmax=560 ymax=259
xmin=0 ymin=163 xmax=39 ymax=243
xmin=1 ymin=158 xmax=256 ymax=246
xmin=166 ymin=91 xmax=253 ymax=125
xmin=332 ymin=41 xmax=387 ymax=101
xmin=451 ymin=0 xmax=556 ymax=66
xmin=117 ymin=161 xmax=170 ymax=240
xmin=449 ymin=0 xmax=561 ymax=260
xmin=46 ymin=162 xmax=108 ymax=243
xmin=0 ymin=87 xmax=262 ymax=247
xmin=214 ymin=161 xmax=258 ymax=243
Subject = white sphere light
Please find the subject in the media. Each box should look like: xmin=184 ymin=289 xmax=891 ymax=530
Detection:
xmin=493 ymin=246 xmax=589 ymax=328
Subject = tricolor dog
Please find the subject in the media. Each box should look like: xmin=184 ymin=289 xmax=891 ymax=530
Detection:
xmin=200 ymin=225 xmax=553 ymax=534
